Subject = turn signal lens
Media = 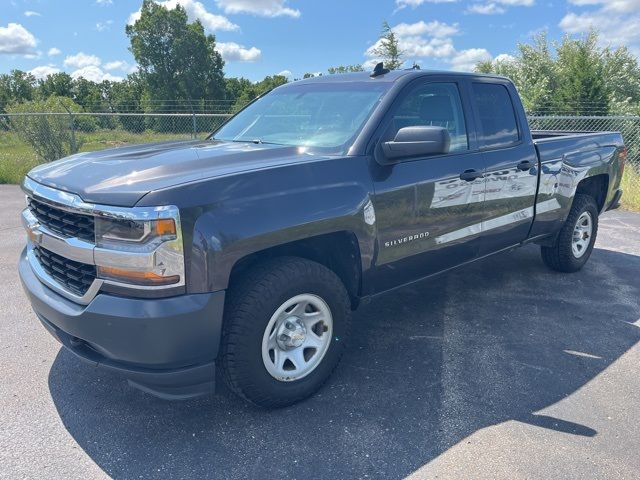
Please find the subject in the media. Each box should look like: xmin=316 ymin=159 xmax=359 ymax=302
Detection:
xmin=619 ymin=146 xmax=628 ymax=171
xmin=154 ymin=218 xmax=176 ymax=236
xmin=97 ymin=266 xmax=180 ymax=286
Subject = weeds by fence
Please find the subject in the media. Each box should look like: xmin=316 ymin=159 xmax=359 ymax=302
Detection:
xmin=1 ymin=112 xmax=639 ymax=209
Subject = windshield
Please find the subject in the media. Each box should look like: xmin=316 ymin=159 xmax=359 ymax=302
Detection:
xmin=212 ymin=82 xmax=388 ymax=154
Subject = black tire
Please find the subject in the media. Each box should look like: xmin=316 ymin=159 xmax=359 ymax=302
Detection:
xmin=220 ymin=257 xmax=351 ymax=408
xmin=541 ymin=194 xmax=599 ymax=273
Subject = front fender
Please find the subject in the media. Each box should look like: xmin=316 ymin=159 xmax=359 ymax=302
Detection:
xmin=141 ymin=156 xmax=377 ymax=293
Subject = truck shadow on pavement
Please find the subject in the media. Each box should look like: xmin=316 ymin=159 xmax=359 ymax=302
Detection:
xmin=47 ymin=245 xmax=640 ymax=479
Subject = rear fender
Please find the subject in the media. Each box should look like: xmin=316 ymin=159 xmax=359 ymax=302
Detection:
xmin=530 ymin=144 xmax=618 ymax=238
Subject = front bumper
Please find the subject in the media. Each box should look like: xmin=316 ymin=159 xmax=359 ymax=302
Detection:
xmin=19 ymin=247 xmax=226 ymax=400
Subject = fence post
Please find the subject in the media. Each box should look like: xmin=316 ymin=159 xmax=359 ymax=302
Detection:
xmin=59 ymin=101 xmax=78 ymax=154
xmin=192 ymin=112 xmax=197 ymax=139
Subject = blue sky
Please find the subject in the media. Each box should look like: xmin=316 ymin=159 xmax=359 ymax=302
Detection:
xmin=1 ymin=0 xmax=638 ymax=82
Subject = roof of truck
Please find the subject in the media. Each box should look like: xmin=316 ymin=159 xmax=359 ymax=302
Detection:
xmin=293 ymin=69 xmax=510 ymax=85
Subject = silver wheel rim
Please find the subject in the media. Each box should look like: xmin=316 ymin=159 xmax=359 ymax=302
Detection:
xmin=572 ymin=211 xmax=593 ymax=258
xmin=261 ymin=294 xmax=333 ymax=382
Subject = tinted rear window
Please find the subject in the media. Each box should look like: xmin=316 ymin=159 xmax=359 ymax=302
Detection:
xmin=472 ymin=83 xmax=519 ymax=148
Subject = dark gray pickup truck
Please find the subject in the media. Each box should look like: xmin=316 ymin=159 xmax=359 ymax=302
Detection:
xmin=19 ymin=66 xmax=626 ymax=407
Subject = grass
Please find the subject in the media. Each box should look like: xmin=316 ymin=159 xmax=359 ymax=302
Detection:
xmin=0 ymin=130 xmax=195 ymax=184
xmin=0 ymin=132 xmax=40 ymax=185
xmin=620 ymin=163 xmax=640 ymax=212
xmin=2 ymin=129 xmax=640 ymax=212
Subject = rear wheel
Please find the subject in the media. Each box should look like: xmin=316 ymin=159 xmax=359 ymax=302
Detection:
xmin=541 ymin=194 xmax=599 ymax=272
xmin=220 ymin=257 xmax=351 ymax=408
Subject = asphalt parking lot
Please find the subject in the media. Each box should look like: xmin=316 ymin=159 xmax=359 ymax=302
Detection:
xmin=1 ymin=183 xmax=639 ymax=480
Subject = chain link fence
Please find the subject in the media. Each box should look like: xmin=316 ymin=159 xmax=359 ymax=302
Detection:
xmin=1 ymin=112 xmax=638 ymax=207
xmin=528 ymin=115 xmax=640 ymax=165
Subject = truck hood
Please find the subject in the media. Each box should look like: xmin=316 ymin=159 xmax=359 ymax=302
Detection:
xmin=27 ymin=140 xmax=317 ymax=207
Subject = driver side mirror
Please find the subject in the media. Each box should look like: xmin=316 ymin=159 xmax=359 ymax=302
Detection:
xmin=379 ymin=126 xmax=450 ymax=164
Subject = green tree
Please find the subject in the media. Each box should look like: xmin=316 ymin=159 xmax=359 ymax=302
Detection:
xmin=602 ymin=46 xmax=640 ymax=114
xmin=103 ymin=74 xmax=147 ymax=132
xmin=476 ymin=33 xmax=557 ymax=114
xmin=225 ymin=77 xmax=254 ymax=110
xmin=555 ymin=33 xmax=609 ymax=115
xmin=72 ymin=78 xmax=104 ymax=111
xmin=327 ymin=65 xmax=364 ymax=74
xmin=37 ymin=72 xmax=74 ymax=99
xmin=231 ymin=74 xmax=288 ymax=111
xmin=371 ymin=21 xmax=404 ymax=70
xmin=476 ymin=31 xmax=640 ymax=115
xmin=126 ymin=0 xmax=225 ymax=116
xmin=0 ymin=70 xmax=36 ymax=113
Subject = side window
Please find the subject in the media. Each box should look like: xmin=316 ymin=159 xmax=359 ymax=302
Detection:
xmin=387 ymin=82 xmax=469 ymax=152
xmin=472 ymin=83 xmax=519 ymax=148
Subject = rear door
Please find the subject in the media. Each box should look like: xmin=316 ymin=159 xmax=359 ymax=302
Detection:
xmin=470 ymin=80 xmax=538 ymax=256
xmin=369 ymin=78 xmax=487 ymax=292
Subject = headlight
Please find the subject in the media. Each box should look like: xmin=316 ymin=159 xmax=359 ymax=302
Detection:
xmin=93 ymin=209 xmax=185 ymax=288
xmin=95 ymin=217 xmax=176 ymax=246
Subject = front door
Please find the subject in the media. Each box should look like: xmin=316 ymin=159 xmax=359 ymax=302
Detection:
xmin=370 ymin=79 xmax=487 ymax=293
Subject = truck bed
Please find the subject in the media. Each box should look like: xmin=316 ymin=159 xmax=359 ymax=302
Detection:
xmin=532 ymin=130 xmax=624 ymax=163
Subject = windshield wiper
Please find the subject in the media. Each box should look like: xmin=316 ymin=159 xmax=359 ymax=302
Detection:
xmin=210 ymin=137 xmax=284 ymax=146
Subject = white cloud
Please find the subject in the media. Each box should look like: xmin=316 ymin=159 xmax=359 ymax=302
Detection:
xmin=104 ymin=60 xmax=127 ymax=71
xmin=29 ymin=65 xmax=60 ymax=79
xmin=467 ymin=0 xmax=534 ymax=14
xmin=277 ymin=69 xmax=292 ymax=78
xmin=560 ymin=1 xmax=640 ymax=53
xmin=71 ymin=66 xmax=122 ymax=82
xmin=24 ymin=11 xmax=41 ymax=17
xmin=128 ymin=0 xmax=238 ymax=31
xmin=215 ymin=0 xmax=300 ymax=18
xmin=568 ymin=0 xmax=640 ymax=11
xmin=96 ymin=0 xmax=113 ymax=5
xmin=495 ymin=0 xmax=534 ymax=4
xmin=23 ymin=51 xmax=42 ymax=60
xmin=494 ymin=53 xmax=516 ymax=63
xmin=64 ymin=52 xmax=101 ymax=69
xmin=365 ymin=21 xmax=459 ymax=63
xmin=467 ymin=3 xmax=506 ymax=14
xmin=0 ymin=23 xmax=37 ymax=55
xmin=47 ymin=47 xmax=61 ymax=56
xmin=96 ymin=20 xmax=113 ymax=32
xmin=103 ymin=60 xmax=138 ymax=74
xmin=364 ymin=20 xmax=499 ymax=72
xmin=217 ymin=42 xmax=262 ymax=61
xmin=393 ymin=20 xmax=459 ymax=38
xmin=395 ymin=0 xmax=457 ymax=10
xmin=449 ymin=48 xmax=492 ymax=71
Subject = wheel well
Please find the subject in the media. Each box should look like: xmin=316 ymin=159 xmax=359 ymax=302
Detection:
xmin=576 ymin=174 xmax=609 ymax=212
xmin=228 ymin=231 xmax=363 ymax=309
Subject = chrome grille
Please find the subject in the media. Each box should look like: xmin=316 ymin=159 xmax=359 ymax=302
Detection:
xmin=33 ymin=246 xmax=97 ymax=296
xmin=27 ymin=197 xmax=95 ymax=242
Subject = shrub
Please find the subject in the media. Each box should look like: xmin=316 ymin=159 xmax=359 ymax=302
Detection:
xmin=5 ymin=96 xmax=95 ymax=162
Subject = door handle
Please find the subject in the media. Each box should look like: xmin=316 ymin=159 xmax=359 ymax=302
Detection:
xmin=517 ymin=160 xmax=534 ymax=171
xmin=460 ymin=169 xmax=483 ymax=181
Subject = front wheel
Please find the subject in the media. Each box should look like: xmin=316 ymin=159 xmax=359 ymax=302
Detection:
xmin=541 ymin=194 xmax=599 ymax=272
xmin=220 ymin=257 xmax=351 ymax=408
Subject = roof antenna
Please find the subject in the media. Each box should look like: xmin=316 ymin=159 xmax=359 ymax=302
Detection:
xmin=370 ymin=62 xmax=390 ymax=78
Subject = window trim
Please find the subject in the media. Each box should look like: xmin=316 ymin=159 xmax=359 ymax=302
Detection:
xmin=470 ymin=79 xmax=523 ymax=152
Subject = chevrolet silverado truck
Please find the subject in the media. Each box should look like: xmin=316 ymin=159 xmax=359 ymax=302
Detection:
xmin=19 ymin=65 xmax=626 ymax=407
